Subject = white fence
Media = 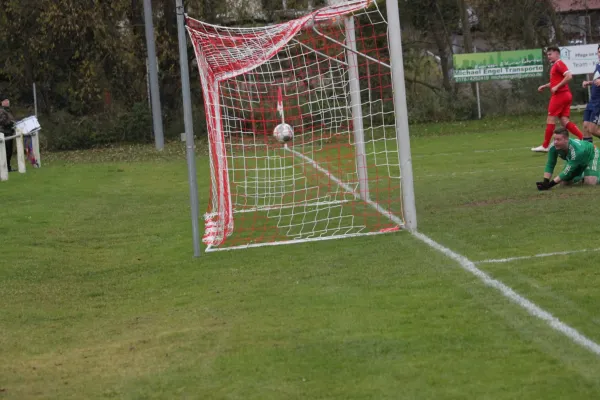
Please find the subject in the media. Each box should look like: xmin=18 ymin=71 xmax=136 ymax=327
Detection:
xmin=0 ymin=116 xmax=42 ymax=182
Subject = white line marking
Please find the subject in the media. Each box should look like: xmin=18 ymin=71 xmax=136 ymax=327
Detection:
xmin=288 ymin=149 xmax=600 ymax=357
xmin=206 ymin=229 xmax=399 ymax=252
xmin=412 ymin=231 xmax=600 ymax=357
xmin=285 ymin=146 xmax=405 ymax=226
xmin=218 ymin=147 xmax=600 ymax=357
xmin=476 ymin=248 xmax=600 ymax=264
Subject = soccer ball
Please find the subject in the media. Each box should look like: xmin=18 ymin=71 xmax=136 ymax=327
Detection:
xmin=273 ymin=123 xmax=294 ymax=143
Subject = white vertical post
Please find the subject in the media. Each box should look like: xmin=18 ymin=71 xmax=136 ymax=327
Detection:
xmin=16 ymin=133 xmax=26 ymax=173
xmin=0 ymin=133 xmax=8 ymax=181
xmin=176 ymin=0 xmax=202 ymax=257
xmin=32 ymin=132 xmax=41 ymax=168
xmin=344 ymin=16 xmax=369 ymax=201
xmin=386 ymin=0 xmax=417 ymax=230
xmin=33 ymin=82 xmax=38 ymax=117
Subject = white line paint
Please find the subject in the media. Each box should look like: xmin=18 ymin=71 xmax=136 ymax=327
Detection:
xmin=206 ymin=229 xmax=399 ymax=252
xmin=214 ymin=147 xmax=600 ymax=357
xmin=476 ymin=248 xmax=600 ymax=264
xmin=286 ymin=146 xmax=405 ymax=226
xmin=209 ymin=147 xmax=404 ymax=252
xmin=412 ymin=231 xmax=600 ymax=357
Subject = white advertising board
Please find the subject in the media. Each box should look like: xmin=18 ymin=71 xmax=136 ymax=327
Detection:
xmin=560 ymin=44 xmax=599 ymax=76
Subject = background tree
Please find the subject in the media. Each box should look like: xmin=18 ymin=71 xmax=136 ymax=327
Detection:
xmin=0 ymin=0 xmax=582 ymax=149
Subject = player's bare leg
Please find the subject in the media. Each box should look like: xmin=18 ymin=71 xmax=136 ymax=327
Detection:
xmin=583 ymin=121 xmax=600 ymax=139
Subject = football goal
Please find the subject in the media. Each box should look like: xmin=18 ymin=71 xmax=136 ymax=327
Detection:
xmin=185 ymin=0 xmax=416 ymax=251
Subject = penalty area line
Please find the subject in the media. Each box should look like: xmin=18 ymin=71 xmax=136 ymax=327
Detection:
xmin=411 ymin=231 xmax=600 ymax=357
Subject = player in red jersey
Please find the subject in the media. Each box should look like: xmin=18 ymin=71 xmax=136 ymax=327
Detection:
xmin=532 ymin=46 xmax=584 ymax=153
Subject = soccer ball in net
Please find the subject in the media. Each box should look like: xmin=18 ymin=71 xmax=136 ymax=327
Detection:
xmin=273 ymin=123 xmax=294 ymax=143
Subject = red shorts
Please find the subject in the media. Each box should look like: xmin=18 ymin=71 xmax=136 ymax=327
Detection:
xmin=548 ymin=91 xmax=573 ymax=117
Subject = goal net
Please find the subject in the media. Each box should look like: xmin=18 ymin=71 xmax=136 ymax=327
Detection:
xmin=186 ymin=0 xmax=407 ymax=251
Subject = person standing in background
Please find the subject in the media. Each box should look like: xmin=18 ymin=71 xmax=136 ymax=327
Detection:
xmin=0 ymin=95 xmax=16 ymax=171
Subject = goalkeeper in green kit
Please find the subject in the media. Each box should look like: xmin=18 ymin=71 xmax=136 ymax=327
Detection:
xmin=537 ymin=127 xmax=600 ymax=190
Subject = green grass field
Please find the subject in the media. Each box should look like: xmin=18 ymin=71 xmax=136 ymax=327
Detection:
xmin=2 ymin=113 xmax=600 ymax=399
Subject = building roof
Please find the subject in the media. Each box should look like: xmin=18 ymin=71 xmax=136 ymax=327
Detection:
xmin=554 ymin=0 xmax=600 ymax=12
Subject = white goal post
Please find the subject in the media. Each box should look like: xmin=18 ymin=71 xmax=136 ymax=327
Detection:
xmin=182 ymin=0 xmax=416 ymax=251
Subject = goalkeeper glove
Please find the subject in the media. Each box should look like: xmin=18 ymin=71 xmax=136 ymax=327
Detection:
xmin=536 ymin=179 xmax=557 ymax=191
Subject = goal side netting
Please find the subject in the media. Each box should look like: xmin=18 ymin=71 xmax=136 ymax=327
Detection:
xmin=186 ymin=0 xmax=406 ymax=250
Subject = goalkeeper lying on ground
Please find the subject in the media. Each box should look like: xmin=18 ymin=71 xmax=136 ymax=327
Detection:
xmin=537 ymin=127 xmax=600 ymax=190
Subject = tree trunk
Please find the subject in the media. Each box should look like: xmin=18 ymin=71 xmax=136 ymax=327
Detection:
xmin=457 ymin=0 xmax=477 ymax=99
xmin=432 ymin=30 xmax=453 ymax=93
xmin=162 ymin=0 xmax=177 ymax=37
xmin=22 ymin=45 xmax=40 ymax=111
xmin=545 ymin=0 xmax=565 ymax=45
xmin=522 ymin=12 xmax=536 ymax=47
xmin=203 ymin=0 xmax=216 ymax=23
xmin=129 ymin=0 xmax=145 ymax=38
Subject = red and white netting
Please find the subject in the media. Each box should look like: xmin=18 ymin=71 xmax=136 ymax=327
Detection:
xmin=187 ymin=0 xmax=404 ymax=250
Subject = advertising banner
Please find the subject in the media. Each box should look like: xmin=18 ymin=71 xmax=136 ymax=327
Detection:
xmin=453 ymin=49 xmax=543 ymax=82
xmin=560 ymin=44 xmax=599 ymax=76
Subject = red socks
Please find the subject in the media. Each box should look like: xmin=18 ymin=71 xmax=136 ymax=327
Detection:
xmin=566 ymin=122 xmax=583 ymax=139
xmin=543 ymin=124 xmax=555 ymax=148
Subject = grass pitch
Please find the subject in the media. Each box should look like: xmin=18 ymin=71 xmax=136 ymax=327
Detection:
xmin=2 ymin=113 xmax=600 ymax=399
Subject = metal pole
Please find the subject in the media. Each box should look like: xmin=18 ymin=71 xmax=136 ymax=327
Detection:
xmin=583 ymin=33 xmax=592 ymax=100
xmin=33 ymin=82 xmax=38 ymax=117
xmin=386 ymin=0 xmax=417 ymax=230
xmin=143 ymin=0 xmax=165 ymax=151
xmin=474 ymin=47 xmax=482 ymax=119
xmin=176 ymin=0 xmax=202 ymax=257
xmin=475 ymin=82 xmax=482 ymax=119
xmin=146 ymin=58 xmax=152 ymax=111
xmin=344 ymin=16 xmax=369 ymax=201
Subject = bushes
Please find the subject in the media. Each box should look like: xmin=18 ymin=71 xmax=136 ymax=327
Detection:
xmin=35 ymin=77 xmax=573 ymax=152
xmin=407 ymin=87 xmax=476 ymax=123
xmin=40 ymin=103 xmax=151 ymax=151
xmin=406 ymin=79 xmax=556 ymax=123
xmin=39 ymin=102 xmax=209 ymax=151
